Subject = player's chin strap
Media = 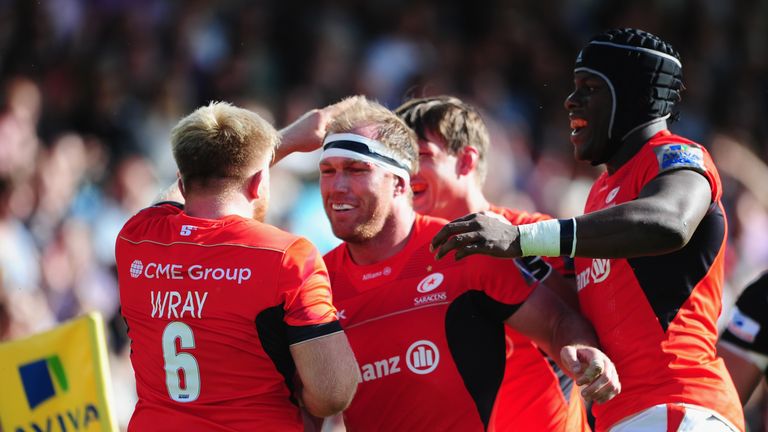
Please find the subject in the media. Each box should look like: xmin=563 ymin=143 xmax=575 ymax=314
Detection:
xmin=321 ymin=133 xmax=411 ymax=183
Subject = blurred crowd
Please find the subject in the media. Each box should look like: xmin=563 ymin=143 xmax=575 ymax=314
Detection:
xmin=1 ymin=0 xmax=767 ymax=428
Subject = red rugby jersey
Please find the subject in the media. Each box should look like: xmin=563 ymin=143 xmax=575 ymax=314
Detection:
xmin=488 ymin=205 xmax=589 ymax=431
xmin=116 ymin=203 xmax=340 ymax=432
xmin=325 ymin=214 xmax=539 ymax=431
xmin=576 ymin=131 xmax=744 ymax=431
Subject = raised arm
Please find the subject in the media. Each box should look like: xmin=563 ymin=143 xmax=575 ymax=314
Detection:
xmin=290 ymin=331 xmax=359 ymax=417
xmin=432 ymin=169 xmax=712 ymax=260
xmin=273 ymin=97 xmax=362 ymax=165
xmin=505 ymin=282 xmax=620 ymax=403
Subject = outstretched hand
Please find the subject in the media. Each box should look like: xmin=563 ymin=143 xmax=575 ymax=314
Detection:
xmin=274 ymin=96 xmax=362 ymax=164
xmin=430 ymin=212 xmax=522 ymax=261
xmin=560 ymin=344 xmax=621 ymax=404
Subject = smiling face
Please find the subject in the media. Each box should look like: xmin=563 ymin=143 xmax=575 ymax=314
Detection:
xmin=564 ymin=71 xmax=613 ymax=164
xmin=411 ymin=130 xmax=464 ymax=217
xmin=319 ymin=156 xmax=398 ymax=244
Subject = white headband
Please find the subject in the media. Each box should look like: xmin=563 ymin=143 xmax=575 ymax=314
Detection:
xmin=320 ymin=133 xmax=411 ymax=182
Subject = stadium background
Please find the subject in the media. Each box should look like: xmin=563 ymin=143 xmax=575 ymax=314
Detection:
xmin=0 ymin=0 xmax=766 ymax=429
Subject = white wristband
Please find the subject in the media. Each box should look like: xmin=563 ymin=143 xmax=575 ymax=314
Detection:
xmin=518 ymin=219 xmax=561 ymax=257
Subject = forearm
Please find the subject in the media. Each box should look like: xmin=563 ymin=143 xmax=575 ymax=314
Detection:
xmin=572 ymin=201 xmax=689 ymax=258
xmin=290 ymin=332 xmax=359 ymax=417
xmin=548 ymin=306 xmax=600 ymax=357
xmin=506 ymin=284 xmax=620 ymax=401
xmin=506 ymin=284 xmax=598 ymax=359
xmin=272 ymin=142 xmax=291 ymax=166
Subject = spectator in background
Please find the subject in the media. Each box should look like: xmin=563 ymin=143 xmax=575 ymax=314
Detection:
xmin=432 ymin=28 xmax=744 ymax=431
xmin=116 ymin=102 xmax=358 ymax=430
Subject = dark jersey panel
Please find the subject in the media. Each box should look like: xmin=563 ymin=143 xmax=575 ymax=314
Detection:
xmin=722 ymin=272 xmax=768 ymax=376
xmin=445 ymin=291 xmax=520 ymax=429
xmin=255 ymin=305 xmax=299 ymax=406
xmin=627 ymin=203 xmax=726 ymax=332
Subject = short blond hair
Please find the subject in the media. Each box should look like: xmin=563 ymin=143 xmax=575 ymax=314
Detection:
xmin=171 ymin=102 xmax=278 ymax=191
xmin=326 ymin=96 xmax=418 ymax=174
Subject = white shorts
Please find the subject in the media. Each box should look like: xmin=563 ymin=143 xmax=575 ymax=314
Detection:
xmin=608 ymin=403 xmax=739 ymax=432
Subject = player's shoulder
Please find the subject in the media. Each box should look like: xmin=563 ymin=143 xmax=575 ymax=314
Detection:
xmin=323 ymin=242 xmax=346 ymax=266
xmin=414 ymin=213 xmax=451 ymax=237
xmin=237 ymin=220 xmax=312 ymax=253
xmin=489 ymin=205 xmax=552 ymax=225
xmin=118 ymin=202 xmax=183 ymax=238
xmin=132 ymin=201 xmax=183 ymax=220
xmin=644 ymin=132 xmax=710 ymax=174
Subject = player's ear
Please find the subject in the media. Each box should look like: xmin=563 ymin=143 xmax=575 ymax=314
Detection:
xmin=393 ymin=175 xmax=408 ymax=196
xmin=457 ymin=146 xmax=479 ymax=176
xmin=176 ymin=172 xmax=186 ymax=197
xmin=247 ymin=170 xmax=264 ymax=199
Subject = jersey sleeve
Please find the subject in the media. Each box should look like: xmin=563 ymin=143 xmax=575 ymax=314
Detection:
xmin=649 ymin=142 xmax=721 ymax=202
xmin=721 ymin=272 xmax=768 ymax=375
xmin=466 ymin=255 xmax=539 ymax=320
xmin=278 ymin=237 xmax=341 ymax=344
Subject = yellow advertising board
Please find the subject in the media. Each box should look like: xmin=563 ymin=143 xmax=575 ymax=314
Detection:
xmin=0 ymin=312 xmax=117 ymax=432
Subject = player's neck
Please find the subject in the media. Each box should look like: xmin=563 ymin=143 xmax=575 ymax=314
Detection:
xmin=347 ymin=208 xmax=416 ymax=266
xmin=436 ymin=189 xmax=490 ymax=221
xmin=183 ymin=194 xmax=254 ymax=220
xmin=607 ymin=118 xmax=668 ymax=174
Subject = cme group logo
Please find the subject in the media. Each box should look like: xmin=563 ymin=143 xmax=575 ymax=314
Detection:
xmin=18 ymin=355 xmax=69 ymax=409
xmin=130 ymin=260 xmax=144 ymax=278
xmin=406 ymin=340 xmax=439 ymax=375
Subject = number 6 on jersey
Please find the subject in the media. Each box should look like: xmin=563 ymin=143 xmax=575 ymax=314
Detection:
xmin=162 ymin=321 xmax=200 ymax=402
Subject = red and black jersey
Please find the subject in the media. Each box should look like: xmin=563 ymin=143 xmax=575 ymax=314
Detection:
xmin=116 ymin=203 xmax=340 ymax=432
xmin=325 ymin=214 xmax=544 ymax=431
xmin=721 ymin=272 xmax=768 ymax=377
xmin=576 ymin=131 xmax=744 ymax=431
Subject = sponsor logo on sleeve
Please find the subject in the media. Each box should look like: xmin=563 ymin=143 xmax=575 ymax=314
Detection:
xmin=728 ymin=307 xmax=761 ymax=343
xmin=654 ymin=143 xmax=706 ymax=173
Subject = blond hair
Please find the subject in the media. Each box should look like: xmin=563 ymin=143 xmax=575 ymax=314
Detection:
xmin=171 ymin=102 xmax=278 ymax=191
xmin=327 ymin=96 xmax=418 ymax=174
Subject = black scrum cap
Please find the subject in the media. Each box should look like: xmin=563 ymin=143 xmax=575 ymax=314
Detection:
xmin=574 ymin=28 xmax=684 ymax=163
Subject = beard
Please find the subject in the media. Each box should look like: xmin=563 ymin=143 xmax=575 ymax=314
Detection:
xmin=328 ymin=204 xmax=389 ymax=244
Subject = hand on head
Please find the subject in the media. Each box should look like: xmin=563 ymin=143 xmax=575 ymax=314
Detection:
xmin=275 ymin=97 xmax=364 ymax=163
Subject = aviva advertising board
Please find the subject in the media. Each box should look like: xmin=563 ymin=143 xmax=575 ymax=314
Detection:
xmin=0 ymin=312 xmax=117 ymax=431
